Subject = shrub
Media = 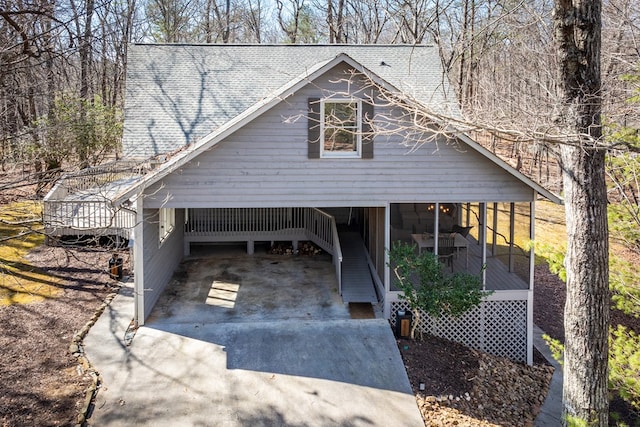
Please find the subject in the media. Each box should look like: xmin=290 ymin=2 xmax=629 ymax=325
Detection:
xmin=388 ymin=241 xmax=491 ymax=338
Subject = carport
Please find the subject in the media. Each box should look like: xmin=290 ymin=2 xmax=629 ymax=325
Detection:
xmin=84 ymin=246 xmax=424 ymax=426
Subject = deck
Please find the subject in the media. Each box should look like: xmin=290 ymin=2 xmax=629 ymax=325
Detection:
xmin=461 ymin=238 xmax=530 ymax=291
xmin=43 ymin=177 xmax=140 ymax=238
xmin=43 ymin=161 xmax=147 ymax=239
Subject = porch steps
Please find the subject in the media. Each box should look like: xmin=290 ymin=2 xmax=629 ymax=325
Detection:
xmin=338 ymin=231 xmax=378 ymax=304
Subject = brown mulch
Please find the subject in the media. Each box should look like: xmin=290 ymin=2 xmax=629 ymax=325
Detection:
xmin=0 ymin=245 xmax=116 ymax=426
xmin=399 ymin=334 xmax=553 ymax=427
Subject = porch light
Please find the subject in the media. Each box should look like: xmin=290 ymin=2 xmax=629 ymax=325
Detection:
xmin=419 ymin=381 xmax=425 ymax=391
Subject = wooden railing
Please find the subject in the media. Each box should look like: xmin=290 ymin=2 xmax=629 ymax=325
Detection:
xmin=185 ymin=207 xmax=344 ymax=293
xmin=308 ymin=208 xmax=343 ymax=294
xmin=186 ymin=207 xmax=305 ymax=235
xmin=46 ymin=160 xmax=149 ymax=200
xmin=42 ymin=161 xmax=146 ymax=238
xmin=43 ymin=200 xmax=136 ymax=237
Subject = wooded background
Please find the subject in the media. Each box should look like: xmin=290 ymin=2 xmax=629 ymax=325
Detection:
xmin=2 ymin=1 xmax=640 ymax=424
xmin=1 ymin=0 xmax=638 ymax=177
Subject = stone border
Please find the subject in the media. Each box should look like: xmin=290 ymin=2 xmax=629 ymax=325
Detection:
xmin=69 ymin=282 xmax=123 ymax=426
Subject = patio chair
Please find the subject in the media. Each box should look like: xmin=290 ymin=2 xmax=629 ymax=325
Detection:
xmin=437 ymin=234 xmax=456 ymax=271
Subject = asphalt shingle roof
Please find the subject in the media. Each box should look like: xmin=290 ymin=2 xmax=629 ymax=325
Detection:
xmin=122 ymin=44 xmax=456 ymax=159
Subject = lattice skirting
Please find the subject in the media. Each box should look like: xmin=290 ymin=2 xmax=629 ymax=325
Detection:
xmin=390 ymin=299 xmax=528 ymax=363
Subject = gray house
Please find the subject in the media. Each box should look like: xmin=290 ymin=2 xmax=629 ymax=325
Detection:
xmin=110 ymin=44 xmax=560 ymax=364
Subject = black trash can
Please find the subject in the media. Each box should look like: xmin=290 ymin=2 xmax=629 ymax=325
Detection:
xmin=109 ymin=254 xmax=123 ymax=280
xmin=395 ymin=310 xmax=413 ymax=338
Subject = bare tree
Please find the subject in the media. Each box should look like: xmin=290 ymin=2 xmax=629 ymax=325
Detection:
xmin=146 ymin=0 xmax=195 ymax=42
xmin=326 ymin=0 xmax=345 ymax=42
xmin=276 ymin=0 xmax=306 ymax=43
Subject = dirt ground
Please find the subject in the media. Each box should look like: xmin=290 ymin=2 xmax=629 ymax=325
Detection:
xmin=0 ymin=245 xmax=117 ymax=426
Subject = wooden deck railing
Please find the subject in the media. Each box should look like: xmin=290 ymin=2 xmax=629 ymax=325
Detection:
xmin=186 ymin=207 xmax=306 ymax=235
xmin=184 ymin=207 xmax=344 ymax=293
xmin=46 ymin=160 xmax=149 ymax=200
xmin=309 ymin=208 xmax=343 ymax=294
xmin=43 ymin=200 xmax=136 ymax=237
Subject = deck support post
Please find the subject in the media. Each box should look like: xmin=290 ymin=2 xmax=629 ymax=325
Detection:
xmin=247 ymin=240 xmax=254 ymax=255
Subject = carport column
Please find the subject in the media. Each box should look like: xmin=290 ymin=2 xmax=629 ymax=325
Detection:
xmin=134 ymin=197 xmax=145 ymax=326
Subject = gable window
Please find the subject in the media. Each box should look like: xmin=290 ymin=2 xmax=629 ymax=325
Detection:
xmin=308 ymin=97 xmax=374 ymax=159
xmin=321 ymin=99 xmax=362 ymax=158
xmin=159 ymin=208 xmax=175 ymax=244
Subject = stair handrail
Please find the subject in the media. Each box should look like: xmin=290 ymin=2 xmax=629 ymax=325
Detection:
xmin=309 ymin=208 xmax=343 ymax=295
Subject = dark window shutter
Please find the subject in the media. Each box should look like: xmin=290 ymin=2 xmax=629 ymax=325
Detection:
xmin=361 ymin=101 xmax=374 ymax=159
xmin=308 ymin=98 xmax=320 ymax=159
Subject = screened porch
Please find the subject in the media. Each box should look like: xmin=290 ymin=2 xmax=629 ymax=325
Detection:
xmin=387 ymin=201 xmax=536 ymax=363
xmin=389 ymin=201 xmax=535 ymax=292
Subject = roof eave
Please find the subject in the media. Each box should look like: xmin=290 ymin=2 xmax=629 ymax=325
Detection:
xmin=455 ymin=132 xmax=563 ymax=204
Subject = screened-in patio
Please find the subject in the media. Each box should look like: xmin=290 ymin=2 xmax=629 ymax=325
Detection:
xmin=387 ymin=201 xmax=536 ymax=363
xmin=389 ymin=201 xmax=534 ymax=292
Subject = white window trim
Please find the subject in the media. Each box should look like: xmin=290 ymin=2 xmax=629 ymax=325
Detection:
xmin=158 ymin=207 xmax=175 ymax=245
xmin=320 ymin=98 xmax=362 ymax=158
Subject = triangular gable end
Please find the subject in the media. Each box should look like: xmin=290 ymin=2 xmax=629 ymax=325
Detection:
xmin=113 ymin=52 xmax=398 ymax=205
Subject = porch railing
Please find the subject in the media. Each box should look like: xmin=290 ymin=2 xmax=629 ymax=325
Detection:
xmin=46 ymin=160 xmax=148 ymax=200
xmin=184 ymin=207 xmax=344 ymax=293
xmin=43 ymin=200 xmax=136 ymax=238
xmin=186 ymin=207 xmax=306 ymax=235
xmin=42 ymin=160 xmax=148 ymax=239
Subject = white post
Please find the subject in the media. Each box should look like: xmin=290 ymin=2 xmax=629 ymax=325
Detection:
xmin=434 ymin=202 xmax=440 ymax=253
xmin=481 ymin=203 xmax=487 ymax=290
xmin=527 ymin=197 xmax=536 ymax=365
xmin=492 ymin=202 xmax=498 ymax=256
xmin=384 ymin=202 xmax=391 ymax=319
xmin=509 ymin=202 xmax=516 ymax=272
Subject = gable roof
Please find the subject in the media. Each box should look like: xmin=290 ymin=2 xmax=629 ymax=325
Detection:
xmin=118 ymin=44 xmax=560 ymax=205
xmin=115 ymin=51 xmax=403 ymax=203
xmin=122 ymin=44 xmax=456 ymax=159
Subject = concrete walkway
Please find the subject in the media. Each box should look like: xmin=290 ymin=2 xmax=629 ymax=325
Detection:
xmin=533 ymin=325 xmax=564 ymax=426
xmin=84 ymin=281 xmax=424 ymax=426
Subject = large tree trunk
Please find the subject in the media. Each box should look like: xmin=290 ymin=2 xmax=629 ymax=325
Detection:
xmin=554 ymin=0 xmax=610 ymax=425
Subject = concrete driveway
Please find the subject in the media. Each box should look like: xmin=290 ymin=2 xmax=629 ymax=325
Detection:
xmin=84 ymin=247 xmax=424 ymax=426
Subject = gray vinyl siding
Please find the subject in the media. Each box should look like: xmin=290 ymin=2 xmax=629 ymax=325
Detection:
xmin=142 ymin=67 xmax=534 ymax=208
xmin=141 ymin=208 xmax=185 ymax=320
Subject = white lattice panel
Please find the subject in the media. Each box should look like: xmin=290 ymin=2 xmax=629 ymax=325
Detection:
xmin=391 ymin=299 xmax=528 ymax=362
